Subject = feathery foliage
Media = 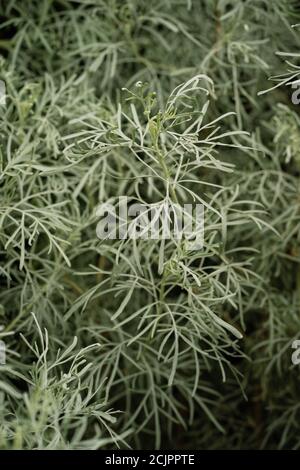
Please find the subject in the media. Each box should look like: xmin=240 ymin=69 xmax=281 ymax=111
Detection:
xmin=0 ymin=0 xmax=300 ymax=449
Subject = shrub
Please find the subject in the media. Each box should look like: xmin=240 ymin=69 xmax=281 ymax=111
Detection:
xmin=0 ymin=0 xmax=300 ymax=449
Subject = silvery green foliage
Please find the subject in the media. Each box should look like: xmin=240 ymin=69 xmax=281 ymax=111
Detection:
xmin=0 ymin=0 xmax=300 ymax=449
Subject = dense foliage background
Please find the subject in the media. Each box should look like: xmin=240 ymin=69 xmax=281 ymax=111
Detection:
xmin=0 ymin=0 xmax=300 ymax=449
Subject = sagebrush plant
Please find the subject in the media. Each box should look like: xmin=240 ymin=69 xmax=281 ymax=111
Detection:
xmin=0 ymin=0 xmax=300 ymax=450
